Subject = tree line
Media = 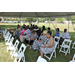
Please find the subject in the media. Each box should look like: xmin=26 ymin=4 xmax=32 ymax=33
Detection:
xmin=0 ymin=16 xmax=75 ymax=23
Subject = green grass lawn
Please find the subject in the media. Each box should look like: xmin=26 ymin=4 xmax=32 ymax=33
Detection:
xmin=0 ymin=23 xmax=75 ymax=62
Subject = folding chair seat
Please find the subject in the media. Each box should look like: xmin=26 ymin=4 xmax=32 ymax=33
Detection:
xmin=5 ymin=37 xmax=14 ymax=46
xmin=69 ymin=54 xmax=75 ymax=62
xmin=44 ymin=42 xmax=58 ymax=60
xmin=59 ymin=39 xmax=72 ymax=56
xmin=54 ymin=36 xmax=60 ymax=49
xmin=37 ymin=56 xmax=47 ymax=62
xmin=7 ymin=40 xmax=19 ymax=54
xmin=72 ymin=41 xmax=75 ymax=49
xmin=11 ymin=43 xmax=27 ymax=62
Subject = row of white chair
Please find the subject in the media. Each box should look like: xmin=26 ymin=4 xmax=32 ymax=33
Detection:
xmin=3 ymin=29 xmax=27 ymax=62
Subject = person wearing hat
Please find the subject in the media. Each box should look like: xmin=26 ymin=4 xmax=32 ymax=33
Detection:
xmin=32 ymin=30 xmax=48 ymax=52
xmin=40 ymin=31 xmax=55 ymax=58
xmin=25 ymin=30 xmax=38 ymax=49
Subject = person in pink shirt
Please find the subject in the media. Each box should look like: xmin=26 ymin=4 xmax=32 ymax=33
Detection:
xmin=19 ymin=26 xmax=26 ymax=39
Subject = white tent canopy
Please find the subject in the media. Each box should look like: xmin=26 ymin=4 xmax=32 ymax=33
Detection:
xmin=0 ymin=12 xmax=75 ymax=18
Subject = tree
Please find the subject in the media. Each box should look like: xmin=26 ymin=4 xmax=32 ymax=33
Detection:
xmin=57 ymin=18 xmax=65 ymax=23
xmin=26 ymin=18 xmax=34 ymax=25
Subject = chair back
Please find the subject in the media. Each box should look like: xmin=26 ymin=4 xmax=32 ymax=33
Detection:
xmin=14 ymin=40 xmax=19 ymax=50
xmin=18 ymin=43 xmax=27 ymax=54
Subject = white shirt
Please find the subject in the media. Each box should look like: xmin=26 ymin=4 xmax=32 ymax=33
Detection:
xmin=62 ymin=32 xmax=70 ymax=39
xmin=24 ymin=29 xmax=31 ymax=37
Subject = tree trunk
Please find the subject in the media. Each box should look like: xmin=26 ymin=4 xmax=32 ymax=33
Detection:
xmin=55 ymin=18 xmax=57 ymax=28
xmin=29 ymin=21 xmax=32 ymax=25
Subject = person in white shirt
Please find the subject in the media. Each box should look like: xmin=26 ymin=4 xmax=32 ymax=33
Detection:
xmin=20 ymin=26 xmax=31 ymax=43
xmin=59 ymin=29 xmax=70 ymax=45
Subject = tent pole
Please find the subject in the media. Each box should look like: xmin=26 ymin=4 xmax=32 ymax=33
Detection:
xmin=49 ymin=17 xmax=50 ymax=27
xmin=38 ymin=17 xmax=39 ymax=27
xmin=68 ymin=16 xmax=69 ymax=32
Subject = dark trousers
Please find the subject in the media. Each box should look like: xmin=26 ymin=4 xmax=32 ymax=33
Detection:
xmin=25 ymin=40 xmax=34 ymax=45
xmin=59 ymin=38 xmax=64 ymax=45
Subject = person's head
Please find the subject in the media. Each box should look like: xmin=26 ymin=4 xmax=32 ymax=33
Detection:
xmin=32 ymin=30 xmax=36 ymax=34
xmin=56 ymin=28 xmax=59 ymax=31
xmin=23 ymin=26 xmax=26 ymax=30
xmin=46 ymin=31 xmax=52 ymax=38
xmin=42 ymin=25 xmax=45 ymax=29
xmin=64 ymin=29 xmax=67 ymax=33
xmin=25 ymin=26 xmax=27 ymax=30
xmin=39 ymin=28 xmax=41 ymax=31
xmin=48 ymin=27 xmax=50 ymax=31
xmin=42 ymin=30 xmax=47 ymax=35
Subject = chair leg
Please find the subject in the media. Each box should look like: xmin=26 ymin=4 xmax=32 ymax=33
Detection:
xmin=14 ymin=57 xmax=17 ymax=62
xmin=18 ymin=57 xmax=21 ymax=62
xmin=22 ymin=56 xmax=25 ymax=62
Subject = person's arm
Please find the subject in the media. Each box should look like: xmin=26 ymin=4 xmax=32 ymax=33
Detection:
xmin=38 ymin=40 xmax=42 ymax=42
xmin=30 ymin=38 xmax=36 ymax=41
xmin=43 ymin=39 xmax=54 ymax=48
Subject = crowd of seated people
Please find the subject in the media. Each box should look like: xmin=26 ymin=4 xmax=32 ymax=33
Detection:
xmin=12 ymin=24 xmax=70 ymax=59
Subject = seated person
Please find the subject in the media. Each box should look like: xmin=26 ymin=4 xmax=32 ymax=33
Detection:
xmin=13 ymin=25 xmax=21 ymax=36
xmin=19 ymin=26 xmax=26 ymax=39
xmin=25 ymin=30 xmax=38 ymax=49
xmin=20 ymin=26 xmax=31 ymax=43
xmin=35 ymin=25 xmax=38 ymax=29
xmin=40 ymin=31 xmax=55 ymax=58
xmin=59 ymin=29 xmax=70 ymax=45
xmin=36 ymin=28 xmax=42 ymax=37
xmin=32 ymin=30 xmax=47 ymax=52
xmin=2 ymin=25 xmax=6 ymax=30
xmin=42 ymin=25 xmax=46 ymax=32
xmin=47 ymin=27 xmax=52 ymax=35
xmin=53 ymin=28 xmax=60 ymax=41
xmin=14 ymin=25 xmax=21 ymax=39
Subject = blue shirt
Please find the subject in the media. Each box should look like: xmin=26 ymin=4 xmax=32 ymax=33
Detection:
xmin=0 ymin=30 xmax=2 ymax=32
xmin=56 ymin=31 xmax=60 ymax=37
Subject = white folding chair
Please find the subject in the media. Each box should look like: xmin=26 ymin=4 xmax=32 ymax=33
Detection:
xmin=4 ymin=31 xmax=10 ymax=39
xmin=5 ymin=37 xmax=14 ymax=46
xmin=37 ymin=56 xmax=47 ymax=62
xmin=72 ymin=41 xmax=75 ymax=49
xmin=12 ymin=43 xmax=27 ymax=62
xmin=54 ymin=36 xmax=60 ymax=49
xmin=59 ymin=39 xmax=72 ymax=56
xmin=3 ymin=29 xmax=7 ymax=38
xmin=44 ymin=42 xmax=58 ymax=60
xmin=7 ymin=40 xmax=19 ymax=54
xmin=69 ymin=54 xmax=75 ymax=62
xmin=5 ymin=33 xmax=12 ymax=43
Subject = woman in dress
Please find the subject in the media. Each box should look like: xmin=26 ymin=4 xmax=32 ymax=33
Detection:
xmin=25 ymin=30 xmax=38 ymax=49
xmin=40 ymin=31 xmax=55 ymax=58
xmin=19 ymin=26 xmax=26 ymax=39
xmin=32 ymin=30 xmax=48 ymax=52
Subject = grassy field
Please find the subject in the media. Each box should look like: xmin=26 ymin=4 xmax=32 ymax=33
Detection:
xmin=0 ymin=22 xmax=75 ymax=62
